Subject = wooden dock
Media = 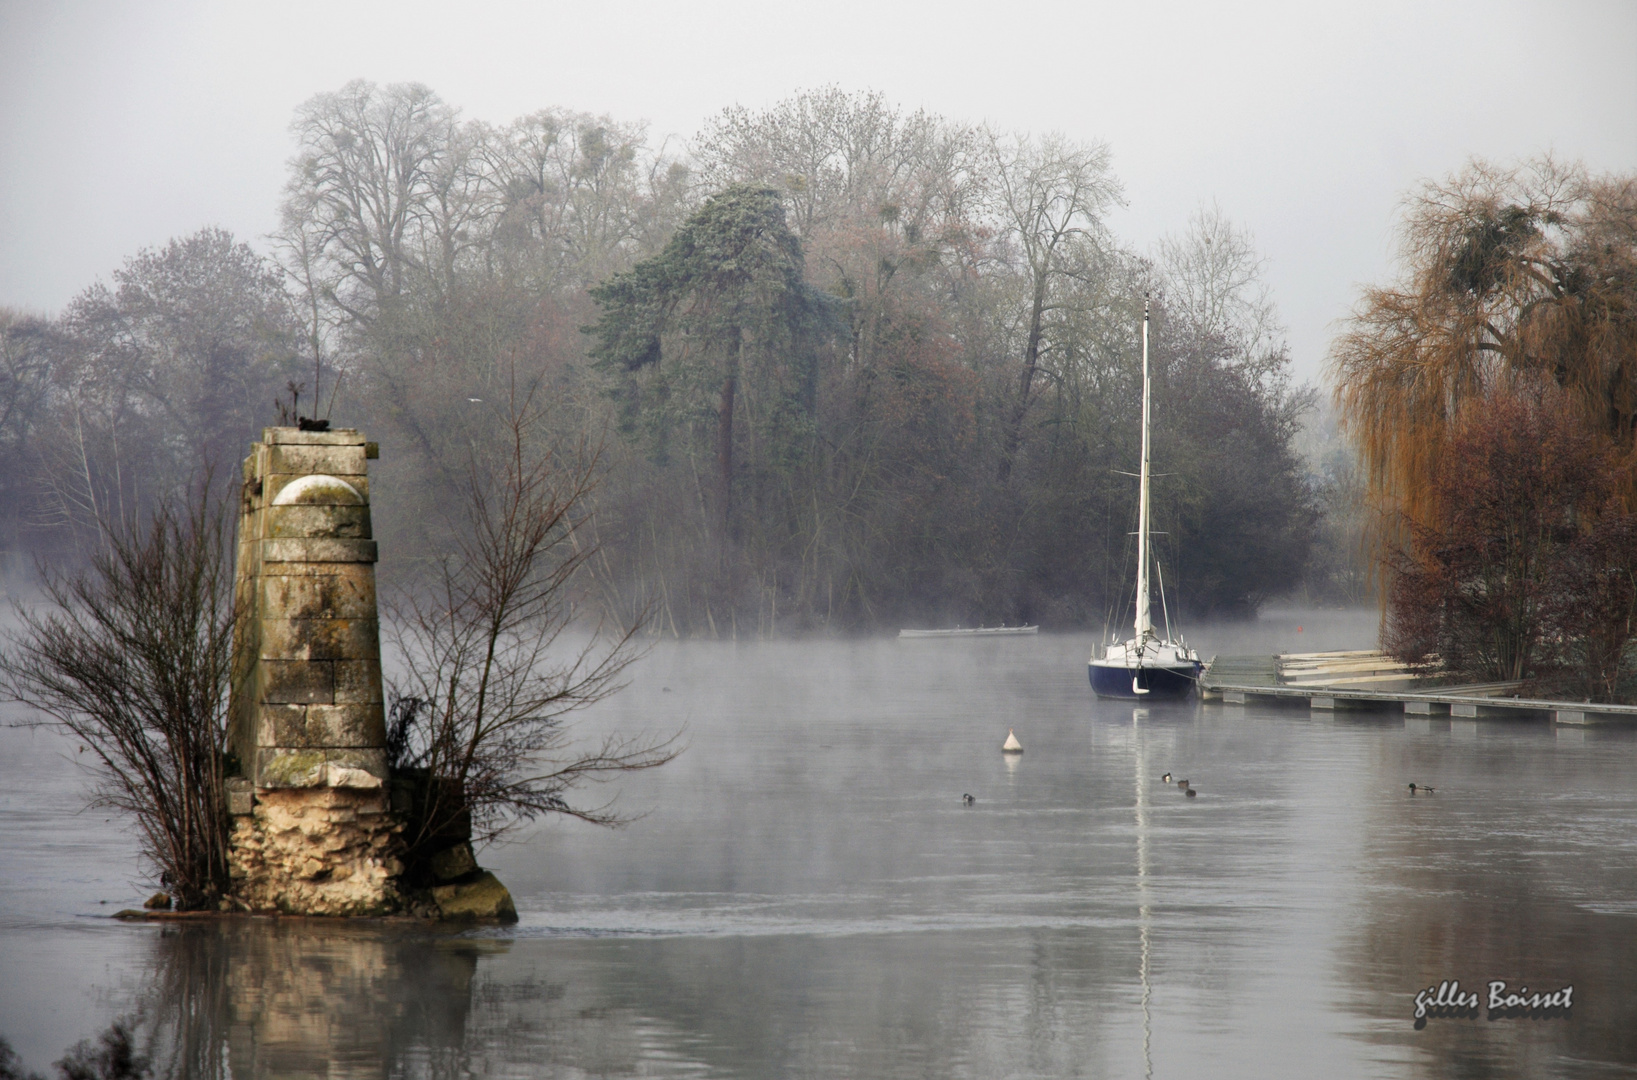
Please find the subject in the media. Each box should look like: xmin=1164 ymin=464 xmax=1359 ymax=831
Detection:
xmin=1200 ymin=651 xmax=1637 ymax=725
xmin=897 ymin=625 xmax=1038 ymax=638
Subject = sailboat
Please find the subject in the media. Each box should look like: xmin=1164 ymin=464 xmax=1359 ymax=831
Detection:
xmin=1089 ymin=298 xmax=1203 ymax=700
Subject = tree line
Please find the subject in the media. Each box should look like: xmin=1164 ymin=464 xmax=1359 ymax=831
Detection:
xmin=0 ymin=82 xmax=1322 ymax=633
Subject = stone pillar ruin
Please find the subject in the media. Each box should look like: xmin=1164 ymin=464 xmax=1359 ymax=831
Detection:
xmin=225 ymin=427 xmax=404 ymax=915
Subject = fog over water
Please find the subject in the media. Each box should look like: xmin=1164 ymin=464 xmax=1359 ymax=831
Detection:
xmin=3 ymin=609 xmax=1634 ymax=1077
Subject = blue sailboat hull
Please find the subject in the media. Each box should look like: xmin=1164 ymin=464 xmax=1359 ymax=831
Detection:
xmin=1088 ymin=661 xmax=1201 ymax=700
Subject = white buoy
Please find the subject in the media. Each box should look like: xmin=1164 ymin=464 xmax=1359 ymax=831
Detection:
xmin=1002 ymin=728 xmax=1023 ymax=754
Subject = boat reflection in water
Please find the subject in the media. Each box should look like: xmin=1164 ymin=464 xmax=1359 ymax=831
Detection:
xmin=1090 ymin=298 xmax=1201 ymax=699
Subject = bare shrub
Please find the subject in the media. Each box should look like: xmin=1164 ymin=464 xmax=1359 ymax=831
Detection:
xmin=384 ymin=387 xmax=679 ymax=871
xmin=1 ymin=1020 xmax=152 ymax=1080
xmin=0 ymin=486 xmax=235 ymax=909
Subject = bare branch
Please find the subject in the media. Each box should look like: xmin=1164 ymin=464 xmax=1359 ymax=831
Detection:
xmin=384 ymin=376 xmax=679 ymax=866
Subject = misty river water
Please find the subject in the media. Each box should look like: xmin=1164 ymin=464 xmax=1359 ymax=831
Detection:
xmin=2 ymin=608 xmax=1635 ymax=1078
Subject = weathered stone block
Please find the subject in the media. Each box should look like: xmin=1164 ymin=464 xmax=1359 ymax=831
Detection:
xmin=258 ymin=558 xmax=374 ymax=580
xmin=299 ymin=785 xmax=389 ymax=811
xmin=432 ymin=871 xmax=517 ymax=922
xmin=259 ymin=568 xmax=376 ymax=619
xmin=226 ymin=777 xmax=255 ymax=816
xmin=261 ymin=538 xmax=378 ymax=564
xmin=325 ymin=764 xmax=383 ymax=789
xmin=323 ymin=747 xmax=388 ymax=781
xmin=263 ymin=427 xmax=367 ymax=447
xmin=261 ymin=660 xmax=334 ymax=704
xmin=259 ymin=617 xmax=380 ymax=661
xmin=309 ymin=704 xmax=386 ymax=746
xmin=256 ymin=747 xmax=329 ymax=788
xmin=333 ymin=659 xmax=384 ymax=704
xmin=255 ymin=704 xmax=309 ymax=746
xmin=256 ymin=703 xmax=385 ymax=748
xmin=265 ymin=472 xmax=370 ymax=505
xmin=268 ymin=444 xmax=367 ymax=477
xmin=430 ymin=842 xmax=477 ymax=882
xmin=267 ymin=505 xmax=372 ymax=539
xmin=255 ymin=747 xmax=389 ymax=788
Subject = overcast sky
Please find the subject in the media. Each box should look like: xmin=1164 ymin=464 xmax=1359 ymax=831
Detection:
xmin=2 ymin=0 xmax=1634 ymax=385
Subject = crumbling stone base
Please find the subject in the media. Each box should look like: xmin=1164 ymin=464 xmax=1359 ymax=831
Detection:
xmin=229 ymin=788 xmax=405 ymax=916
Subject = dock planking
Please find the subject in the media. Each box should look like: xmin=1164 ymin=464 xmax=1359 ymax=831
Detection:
xmin=1201 ymin=651 xmax=1637 ymax=725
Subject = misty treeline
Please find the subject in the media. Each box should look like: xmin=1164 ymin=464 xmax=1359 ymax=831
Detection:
xmin=0 ymin=82 xmax=1330 ymax=632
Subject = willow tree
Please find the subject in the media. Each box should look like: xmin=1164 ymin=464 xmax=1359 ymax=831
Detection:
xmin=1331 ymin=157 xmax=1637 ymax=565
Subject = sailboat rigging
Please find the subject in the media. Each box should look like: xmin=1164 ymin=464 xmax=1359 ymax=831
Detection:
xmin=1088 ymin=298 xmax=1203 ymax=699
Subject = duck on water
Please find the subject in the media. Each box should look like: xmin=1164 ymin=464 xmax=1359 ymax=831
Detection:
xmin=1089 ymin=298 xmax=1202 ymax=700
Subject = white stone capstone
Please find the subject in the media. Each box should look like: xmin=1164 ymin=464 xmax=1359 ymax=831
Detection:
xmin=272 ymin=474 xmax=364 ymax=506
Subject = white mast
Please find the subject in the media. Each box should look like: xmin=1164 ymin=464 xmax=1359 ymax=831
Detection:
xmin=1135 ymin=298 xmax=1153 ymax=643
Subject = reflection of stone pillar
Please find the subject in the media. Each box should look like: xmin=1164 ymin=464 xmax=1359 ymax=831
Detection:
xmin=226 ymin=427 xmax=403 ymax=915
xmin=208 ymin=923 xmax=484 ymax=1080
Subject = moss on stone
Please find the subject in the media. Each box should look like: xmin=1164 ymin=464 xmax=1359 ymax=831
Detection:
xmin=259 ymin=750 xmax=326 ymax=787
xmin=431 ymin=871 xmax=518 ymax=923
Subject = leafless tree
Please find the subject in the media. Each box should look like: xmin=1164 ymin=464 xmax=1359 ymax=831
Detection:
xmin=280 ymin=81 xmax=468 ymax=326
xmin=1155 ymin=202 xmax=1285 ymax=385
xmin=0 ymin=484 xmax=235 ymax=909
xmin=487 ymin=109 xmax=687 ymax=292
xmin=983 ymin=130 xmax=1123 ymax=480
xmin=37 ymin=230 xmax=300 ymax=542
xmin=0 ymin=310 xmax=59 ymax=545
xmin=384 ymin=383 xmax=678 ymax=862
xmin=693 ymin=87 xmax=983 ymax=373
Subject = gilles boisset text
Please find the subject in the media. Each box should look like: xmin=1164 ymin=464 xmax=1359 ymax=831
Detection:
xmin=1413 ymin=980 xmax=1573 ymax=1024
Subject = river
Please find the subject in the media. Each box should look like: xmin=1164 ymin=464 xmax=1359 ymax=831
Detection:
xmin=1 ymin=608 xmax=1634 ymax=1078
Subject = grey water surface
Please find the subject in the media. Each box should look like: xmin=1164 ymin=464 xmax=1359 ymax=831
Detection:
xmin=2 ymin=608 xmax=1635 ymax=1078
